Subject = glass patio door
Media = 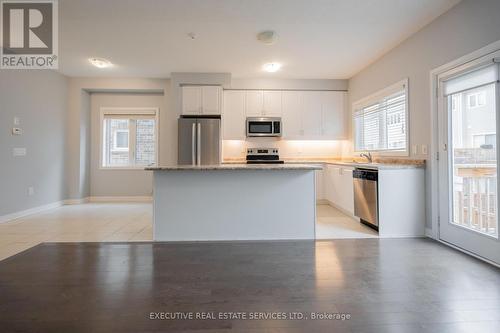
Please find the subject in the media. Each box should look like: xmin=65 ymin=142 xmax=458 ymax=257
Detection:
xmin=439 ymin=59 xmax=500 ymax=265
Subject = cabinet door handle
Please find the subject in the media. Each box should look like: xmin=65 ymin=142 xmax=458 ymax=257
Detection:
xmin=191 ymin=123 xmax=196 ymax=165
xmin=197 ymin=122 xmax=201 ymax=165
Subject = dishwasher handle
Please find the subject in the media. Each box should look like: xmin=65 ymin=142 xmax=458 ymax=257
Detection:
xmin=353 ymin=168 xmax=378 ymax=181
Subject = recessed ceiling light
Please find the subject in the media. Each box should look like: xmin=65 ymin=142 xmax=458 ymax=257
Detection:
xmin=263 ymin=62 xmax=282 ymax=73
xmin=89 ymin=57 xmax=113 ymax=68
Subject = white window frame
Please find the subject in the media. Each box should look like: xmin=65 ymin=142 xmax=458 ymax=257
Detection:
xmin=352 ymin=78 xmax=409 ymax=156
xmin=429 ymin=40 xmax=500 ymax=243
xmin=100 ymin=107 xmax=159 ymax=170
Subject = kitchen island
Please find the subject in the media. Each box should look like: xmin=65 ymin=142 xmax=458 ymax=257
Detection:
xmin=146 ymin=164 xmax=321 ymax=241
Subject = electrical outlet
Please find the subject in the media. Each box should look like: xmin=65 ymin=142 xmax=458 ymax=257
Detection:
xmin=12 ymin=127 xmax=22 ymax=135
xmin=421 ymin=144 xmax=428 ymax=155
xmin=28 ymin=187 xmax=35 ymax=196
xmin=412 ymin=145 xmax=418 ymax=155
xmin=13 ymin=147 xmax=26 ymax=156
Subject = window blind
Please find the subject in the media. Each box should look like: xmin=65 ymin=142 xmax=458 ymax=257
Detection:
xmin=443 ymin=63 xmax=499 ymax=96
xmin=354 ymin=87 xmax=407 ymax=152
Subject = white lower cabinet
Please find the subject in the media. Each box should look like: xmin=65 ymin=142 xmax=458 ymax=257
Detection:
xmin=315 ymin=169 xmax=325 ymax=201
xmin=336 ymin=167 xmax=354 ymax=215
xmin=324 ymin=164 xmax=354 ymax=216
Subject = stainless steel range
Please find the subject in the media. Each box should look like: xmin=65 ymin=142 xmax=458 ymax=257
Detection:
xmin=246 ymin=148 xmax=284 ymax=164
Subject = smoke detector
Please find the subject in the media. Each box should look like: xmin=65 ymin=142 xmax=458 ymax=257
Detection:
xmin=257 ymin=31 xmax=277 ymax=45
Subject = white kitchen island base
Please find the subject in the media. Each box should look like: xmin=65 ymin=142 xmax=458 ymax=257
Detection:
xmin=150 ymin=165 xmax=320 ymax=241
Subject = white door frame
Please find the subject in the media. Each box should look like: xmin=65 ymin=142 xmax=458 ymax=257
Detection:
xmin=430 ymin=40 xmax=500 ymax=266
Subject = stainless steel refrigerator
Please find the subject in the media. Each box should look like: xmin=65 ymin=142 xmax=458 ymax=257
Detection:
xmin=178 ymin=116 xmax=221 ymax=165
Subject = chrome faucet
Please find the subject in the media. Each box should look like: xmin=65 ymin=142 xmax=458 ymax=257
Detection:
xmin=360 ymin=152 xmax=372 ymax=163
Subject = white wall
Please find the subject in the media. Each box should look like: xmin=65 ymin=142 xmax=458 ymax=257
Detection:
xmin=347 ymin=0 xmax=500 ymax=229
xmin=0 ymin=70 xmax=68 ymax=216
xmin=66 ymin=78 xmax=173 ymax=200
xmin=90 ymin=93 xmax=165 ymax=197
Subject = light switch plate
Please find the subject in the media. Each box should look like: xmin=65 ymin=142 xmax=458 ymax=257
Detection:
xmin=13 ymin=147 xmax=26 ymax=156
xmin=421 ymin=144 xmax=428 ymax=155
xmin=13 ymin=117 xmax=20 ymax=125
xmin=28 ymin=187 xmax=35 ymax=196
xmin=412 ymin=145 xmax=418 ymax=155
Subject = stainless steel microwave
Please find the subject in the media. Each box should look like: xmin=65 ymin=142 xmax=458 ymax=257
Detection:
xmin=246 ymin=117 xmax=282 ymax=137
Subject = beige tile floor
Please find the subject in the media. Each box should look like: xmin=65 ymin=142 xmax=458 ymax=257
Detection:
xmin=0 ymin=203 xmax=152 ymax=261
xmin=0 ymin=202 xmax=376 ymax=261
xmin=316 ymin=204 xmax=378 ymax=239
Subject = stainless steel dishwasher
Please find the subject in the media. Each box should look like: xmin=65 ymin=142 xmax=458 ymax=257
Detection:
xmin=353 ymin=168 xmax=379 ymax=231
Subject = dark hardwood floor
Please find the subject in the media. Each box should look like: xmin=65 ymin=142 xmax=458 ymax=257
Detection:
xmin=0 ymin=239 xmax=499 ymax=332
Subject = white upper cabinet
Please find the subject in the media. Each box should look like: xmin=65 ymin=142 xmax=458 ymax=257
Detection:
xmin=263 ymin=91 xmax=282 ymax=116
xmin=221 ymin=88 xmax=346 ymax=140
xmin=181 ymin=86 xmax=202 ymax=114
xmin=181 ymin=86 xmax=221 ymax=115
xmin=245 ymin=91 xmax=264 ymax=117
xmin=322 ymin=91 xmax=346 ymax=139
xmin=202 ymin=86 xmax=221 ymax=114
xmin=301 ymin=91 xmax=323 ymax=137
xmin=282 ymin=91 xmax=303 ymax=138
xmin=245 ymin=90 xmax=282 ymax=117
xmin=222 ymin=90 xmax=246 ymax=140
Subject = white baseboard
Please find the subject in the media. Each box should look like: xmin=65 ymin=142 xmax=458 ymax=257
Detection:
xmin=0 ymin=201 xmax=64 ymax=224
xmin=437 ymin=239 xmax=499 ymax=268
xmin=63 ymin=197 xmax=90 ymax=205
xmin=425 ymin=227 xmax=436 ymax=239
xmin=323 ymin=199 xmax=359 ymax=220
xmin=89 ymin=196 xmax=153 ymax=203
xmin=0 ymin=195 xmax=152 ymax=223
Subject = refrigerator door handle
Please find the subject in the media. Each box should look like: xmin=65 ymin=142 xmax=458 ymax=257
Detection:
xmin=191 ymin=122 xmax=196 ymax=165
xmin=197 ymin=122 xmax=201 ymax=165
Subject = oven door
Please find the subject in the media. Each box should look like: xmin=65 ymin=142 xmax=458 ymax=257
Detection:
xmin=246 ymin=118 xmax=281 ymax=137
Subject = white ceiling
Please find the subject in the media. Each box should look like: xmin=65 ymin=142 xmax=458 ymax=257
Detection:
xmin=59 ymin=0 xmax=460 ymax=79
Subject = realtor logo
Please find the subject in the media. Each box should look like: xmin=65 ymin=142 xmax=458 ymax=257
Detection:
xmin=1 ymin=0 xmax=58 ymax=69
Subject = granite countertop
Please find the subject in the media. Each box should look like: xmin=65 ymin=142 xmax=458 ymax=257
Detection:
xmin=318 ymin=161 xmax=423 ymax=170
xmin=146 ymin=164 xmax=321 ymax=171
xmin=222 ymin=158 xmax=426 ymax=170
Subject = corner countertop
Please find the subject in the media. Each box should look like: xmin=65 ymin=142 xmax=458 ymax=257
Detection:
xmin=222 ymin=158 xmax=426 ymax=170
xmin=146 ymin=164 xmax=322 ymax=171
xmin=287 ymin=160 xmax=424 ymax=170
